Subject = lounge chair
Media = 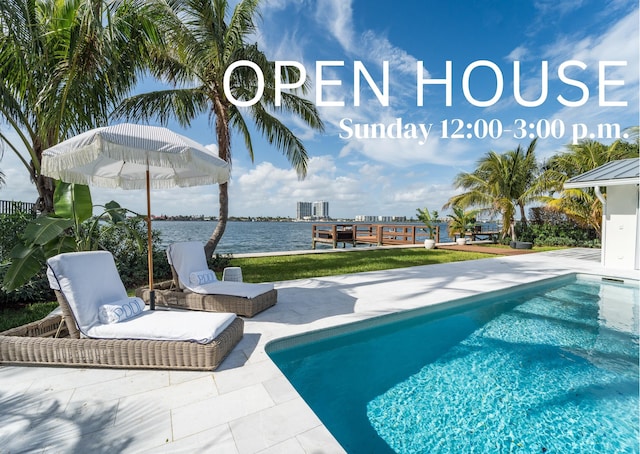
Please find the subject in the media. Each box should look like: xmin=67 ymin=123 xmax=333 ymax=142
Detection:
xmin=0 ymin=251 xmax=243 ymax=371
xmin=136 ymin=241 xmax=277 ymax=317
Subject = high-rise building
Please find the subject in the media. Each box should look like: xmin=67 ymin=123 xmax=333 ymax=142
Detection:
xmin=297 ymin=200 xmax=330 ymax=220
xmin=313 ymin=201 xmax=329 ymax=219
xmin=296 ymin=201 xmax=313 ymax=220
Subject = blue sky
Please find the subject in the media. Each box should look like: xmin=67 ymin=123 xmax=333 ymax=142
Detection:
xmin=1 ymin=0 xmax=638 ymax=219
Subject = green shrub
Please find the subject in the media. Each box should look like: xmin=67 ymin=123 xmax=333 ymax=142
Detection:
xmin=0 ymin=210 xmax=36 ymax=261
xmin=208 ymin=253 xmax=233 ymax=272
xmin=97 ymin=218 xmax=171 ymax=288
xmin=0 ymin=211 xmax=171 ymax=306
xmin=0 ymin=263 xmax=53 ymax=305
xmin=0 ymin=210 xmax=53 ymax=305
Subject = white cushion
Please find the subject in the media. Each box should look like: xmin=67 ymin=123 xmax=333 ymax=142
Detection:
xmin=191 ymin=281 xmax=274 ymax=298
xmin=167 ymin=241 xmax=210 ymax=289
xmin=98 ymin=297 xmax=146 ymax=324
xmin=167 ymin=241 xmax=274 ymax=297
xmin=189 ymin=270 xmax=217 ymax=285
xmin=87 ymin=311 xmax=235 ymax=344
xmin=47 ymin=251 xmax=128 ymax=334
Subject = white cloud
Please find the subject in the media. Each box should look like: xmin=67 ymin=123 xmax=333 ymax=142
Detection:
xmin=314 ymin=0 xmax=356 ymax=53
xmin=506 ymin=46 xmax=529 ymax=62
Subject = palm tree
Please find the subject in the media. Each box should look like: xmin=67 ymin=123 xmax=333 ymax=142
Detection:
xmin=444 ymin=139 xmax=539 ymax=240
xmin=0 ymin=0 xmax=159 ymax=213
xmin=538 ymin=135 xmax=639 ymax=237
xmin=416 ymin=207 xmax=439 ymax=239
xmin=114 ymin=0 xmax=324 ymax=258
xmin=446 ymin=205 xmax=478 ymax=241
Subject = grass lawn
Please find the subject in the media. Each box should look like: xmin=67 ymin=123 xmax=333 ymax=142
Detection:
xmin=1 ymin=245 xmax=559 ymax=331
xmin=229 ymin=247 xmax=495 ymax=283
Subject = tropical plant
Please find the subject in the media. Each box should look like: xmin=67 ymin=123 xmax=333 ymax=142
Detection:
xmin=114 ymin=0 xmax=324 ymax=258
xmin=2 ymin=182 xmax=145 ymax=291
xmin=446 ymin=206 xmax=478 ymax=240
xmin=0 ymin=209 xmax=36 ymax=262
xmin=416 ymin=208 xmax=439 ymax=239
xmin=444 ymin=139 xmax=539 ymax=240
xmin=0 ymin=0 xmax=160 ymax=213
xmin=537 ymin=134 xmax=639 ymax=237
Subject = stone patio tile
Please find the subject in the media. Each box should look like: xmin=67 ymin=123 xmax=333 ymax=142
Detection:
xmin=262 ymin=375 xmax=299 ymax=404
xmin=74 ymin=407 xmax=173 ymax=452
xmin=214 ymin=357 xmax=282 ymax=394
xmin=145 ymin=424 xmax=239 ymax=453
xmin=117 ymin=373 xmax=218 ymax=413
xmin=296 ymin=425 xmax=348 ymax=454
xmin=230 ymin=398 xmax=322 ymax=454
xmin=68 ymin=369 xmax=170 ymax=402
xmin=27 ymin=367 xmax=127 ymax=395
xmin=255 ymin=437 xmax=305 ymax=454
xmin=171 ymin=383 xmax=274 ymax=440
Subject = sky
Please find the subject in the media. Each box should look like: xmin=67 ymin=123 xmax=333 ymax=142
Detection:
xmin=0 ymin=0 xmax=638 ymax=220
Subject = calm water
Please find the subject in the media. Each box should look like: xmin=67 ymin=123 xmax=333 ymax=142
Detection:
xmin=152 ymin=220 xmax=463 ymax=254
xmin=267 ymin=276 xmax=640 ymax=453
xmin=153 ymin=220 xmax=315 ymax=254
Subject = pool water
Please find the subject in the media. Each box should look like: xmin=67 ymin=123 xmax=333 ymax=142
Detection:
xmin=267 ymin=275 xmax=639 ymax=453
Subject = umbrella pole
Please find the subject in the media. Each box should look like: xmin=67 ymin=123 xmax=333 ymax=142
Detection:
xmin=146 ymin=167 xmax=155 ymax=310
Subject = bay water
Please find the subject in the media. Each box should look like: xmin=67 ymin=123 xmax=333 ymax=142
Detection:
xmin=152 ymin=220 xmax=467 ymax=255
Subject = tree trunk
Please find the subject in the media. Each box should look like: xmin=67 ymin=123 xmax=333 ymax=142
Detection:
xmin=205 ymin=181 xmax=228 ymax=258
xmin=519 ymin=203 xmax=528 ymax=228
xmin=34 ymin=172 xmax=55 ymax=214
xmin=205 ymin=96 xmax=231 ymax=258
xmin=509 ymin=218 xmax=517 ymax=241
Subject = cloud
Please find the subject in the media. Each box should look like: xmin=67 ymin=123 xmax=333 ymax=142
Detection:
xmin=506 ymin=46 xmax=528 ymax=62
xmin=314 ymin=0 xmax=356 ymax=52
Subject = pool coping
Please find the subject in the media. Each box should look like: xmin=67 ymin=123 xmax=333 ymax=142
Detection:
xmin=266 ymin=272 xmax=639 ymax=354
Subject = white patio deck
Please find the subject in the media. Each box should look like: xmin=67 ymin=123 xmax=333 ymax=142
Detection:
xmin=1 ymin=248 xmax=638 ymax=453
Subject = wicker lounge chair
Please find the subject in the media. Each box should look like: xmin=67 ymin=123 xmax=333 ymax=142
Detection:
xmin=0 ymin=251 xmax=243 ymax=371
xmin=136 ymin=241 xmax=277 ymax=317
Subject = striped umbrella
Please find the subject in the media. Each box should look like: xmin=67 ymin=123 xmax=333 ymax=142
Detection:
xmin=41 ymin=123 xmax=230 ymax=309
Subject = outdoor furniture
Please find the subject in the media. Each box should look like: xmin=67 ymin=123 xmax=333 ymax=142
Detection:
xmin=0 ymin=251 xmax=244 ymax=370
xmin=222 ymin=267 xmax=243 ymax=282
xmin=136 ymin=241 xmax=277 ymax=317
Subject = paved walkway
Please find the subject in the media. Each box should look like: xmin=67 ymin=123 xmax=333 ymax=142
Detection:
xmin=0 ymin=249 xmax=636 ymax=453
xmin=436 ymin=243 xmax=535 ymax=255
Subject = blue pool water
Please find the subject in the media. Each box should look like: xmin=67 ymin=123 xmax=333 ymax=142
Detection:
xmin=267 ymin=275 xmax=639 ymax=453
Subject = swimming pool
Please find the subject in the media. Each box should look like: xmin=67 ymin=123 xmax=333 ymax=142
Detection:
xmin=266 ymin=274 xmax=639 ymax=453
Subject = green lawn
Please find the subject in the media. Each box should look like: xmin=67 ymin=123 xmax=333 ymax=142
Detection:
xmin=229 ymin=247 xmax=495 ymax=282
xmin=1 ymin=245 xmax=536 ymax=331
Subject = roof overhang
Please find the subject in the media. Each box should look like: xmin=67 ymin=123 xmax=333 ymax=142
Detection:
xmin=563 ymin=158 xmax=639 ymax=189
xmin=564 ymin=178 xmax=640 ymax=189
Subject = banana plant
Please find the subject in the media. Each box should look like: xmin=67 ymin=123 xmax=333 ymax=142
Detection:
xmin=3 ymin=182 xmax=144 ymax=291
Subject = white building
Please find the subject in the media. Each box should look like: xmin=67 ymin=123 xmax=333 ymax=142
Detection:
xmin=297 ymin=201 xmax=329 ymax=220
xmin=564 ymin=158 xmax=639 ymax=270
xmin=313 ymin=201 xmax=329 ymax=219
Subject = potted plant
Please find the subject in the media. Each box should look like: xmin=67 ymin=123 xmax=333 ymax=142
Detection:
xmin=447 ymin=206 xmax=477 ymax=245
xmin=416 ymin=207 xmax=439 ymax=249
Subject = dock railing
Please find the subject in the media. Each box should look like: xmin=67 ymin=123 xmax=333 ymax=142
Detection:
xmin=312 ymin=223 xmax=441 ymax=249
xmin=312 ymin=224 xmax=356 ymax=248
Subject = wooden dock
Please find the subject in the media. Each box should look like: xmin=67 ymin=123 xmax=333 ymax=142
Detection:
xmin=312 ymin=223 xmax=440 ymax=249
xmin=312 ymin=223 xmax=501 ymax=249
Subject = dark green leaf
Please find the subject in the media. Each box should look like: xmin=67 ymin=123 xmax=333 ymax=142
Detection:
xmin=3 ymin=244 xmax=45 ymax=291
xmin=53 ymin=182 xmax=93 ymax=223
xmin=23 ymin=216 xmax=74 ymax=246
